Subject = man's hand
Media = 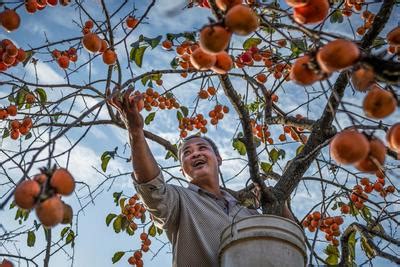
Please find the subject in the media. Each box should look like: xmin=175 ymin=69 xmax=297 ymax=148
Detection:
xmin=106 ymin=87 xmax=144 ymax=134
xmin=252 ymin=185 xmax=295 ymax=221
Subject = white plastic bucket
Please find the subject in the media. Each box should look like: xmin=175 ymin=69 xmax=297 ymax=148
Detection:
xmin=219 ymin=215 xmax=307 ymax=267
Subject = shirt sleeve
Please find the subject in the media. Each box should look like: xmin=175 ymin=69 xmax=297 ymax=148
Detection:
xmin=132 ymin=171 xmax=180 ymax=229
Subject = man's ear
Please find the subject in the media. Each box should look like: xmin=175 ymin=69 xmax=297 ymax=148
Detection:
xmin=180 ymin=168 xmax=186 ymax=177
xmin=217 ymin=155 xmax=222 ymax=166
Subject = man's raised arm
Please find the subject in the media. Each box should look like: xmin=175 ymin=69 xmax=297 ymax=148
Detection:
xmin=107 ymin=88 xmax=160 ymax=184
xmin=129 ymin=130 xmax=160 ymax=184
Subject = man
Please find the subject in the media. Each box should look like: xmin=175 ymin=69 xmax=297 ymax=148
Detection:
xmin=108 ymin=88 xmax=293 ymax=266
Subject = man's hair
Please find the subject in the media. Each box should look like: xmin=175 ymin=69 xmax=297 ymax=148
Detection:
xmin=177 ymin=134 xmax=220 ymax=162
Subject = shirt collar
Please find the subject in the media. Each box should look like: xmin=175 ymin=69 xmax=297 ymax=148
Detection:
xmin=188 ymin=183 xmax=238 ymax=203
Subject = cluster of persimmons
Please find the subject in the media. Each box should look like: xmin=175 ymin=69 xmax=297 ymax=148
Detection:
xmin=13 ymin=167 xmax=75 ymax=228
xmin=119 ymin=195 xmax=152 ymax=267
xmin=0 ymin=103 xmax=33 ymax=140
xmin=191 ymin=2 xmax=259 ymax=73
xmin=81 ymin=20 xmax=117 ymax=65
xmin=328 ymin=29 xmax=399 ymax=173
xmin=237 ymin=46 xmax=292 ymax=82
xmin=302 ymin=211 xmax=344 ymax=246
xmin=294 ymin=26 xmax=400 ymax=177
xmin=24 ymin=0 xmax=67 ymax=13
xmin=330 ymin=124 xmax=399 ymax=175
xmin=0 ymin=39 xmax=27 ymax=71
xmin=121 ymin=195 xmax=147 ymax=232
xmin=179 ymin=104 xmax=230 ymax=138
xmin=0 ymin=1 xmax=69 ymax=33
xmin=127 ymin=233 xmax=152 ymax=266
xmin=51 ymin=15 xmax=138 ymax=69
xmin=139 ymin=88 xmax=181 ymax=112
xmin=1 ymin=90 xmax=38 ymax=140
xmin=52 ymin=47 xmax=78 ymax=69
xmin=8 ymin=116 xmax=33 ymax=140
xmin=340 ymin=0 xmax=377 ymax=37
xmin=302 ymin=174 xmax=396 ymax=245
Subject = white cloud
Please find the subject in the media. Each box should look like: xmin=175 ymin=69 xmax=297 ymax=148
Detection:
xmin=25 ymin=61 xmax=64 ymax=84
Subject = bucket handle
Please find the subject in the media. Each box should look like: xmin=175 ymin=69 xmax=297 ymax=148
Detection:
xmin=229 ymin=207 xmax=246 ymax=238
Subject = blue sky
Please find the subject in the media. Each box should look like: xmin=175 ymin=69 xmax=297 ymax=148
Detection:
xmin=1 ymin=0 xmax=399 ymax=266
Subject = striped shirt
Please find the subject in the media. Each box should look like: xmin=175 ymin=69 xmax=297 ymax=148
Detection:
xmin=133 ymin=171 xmax=259 ymax=267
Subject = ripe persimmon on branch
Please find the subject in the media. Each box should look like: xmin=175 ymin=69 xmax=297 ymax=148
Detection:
xmin=0 ymin=0 xmax=399 ymax=266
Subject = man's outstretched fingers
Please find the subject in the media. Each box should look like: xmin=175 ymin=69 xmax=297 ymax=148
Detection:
xmin=131 ymin=94 xmax=143 ymax=112
xmin=123 ymin=87 xmax=134 ymax=107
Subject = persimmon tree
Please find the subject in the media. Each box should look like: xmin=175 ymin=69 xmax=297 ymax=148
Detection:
xmin=0 ymin=0 xmax=399 ymax=266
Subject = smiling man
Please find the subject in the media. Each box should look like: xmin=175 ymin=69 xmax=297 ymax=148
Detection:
xmin=133 ymin=134 xmax=259 ymax=266
xmin=108 ymin=89 xmax=290 ymax=266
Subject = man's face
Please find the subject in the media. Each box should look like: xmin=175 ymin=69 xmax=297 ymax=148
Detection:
xmin=180 ymin=137 xmax=222 ymax=186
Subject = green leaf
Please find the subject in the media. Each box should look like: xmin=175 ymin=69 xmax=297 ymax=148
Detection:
xmin=9 ymin=201 xmax=16 ymax=209
xmin=183 ymin=31 xmax=196 ymax=42
xmin=269 ymin=148 xmax=284 ymax=163
xmin=170 ymin=57 xmax=179 ymax=69
xmin=290 ymin=39 xmax=307 ymax=57
xmin=372 ymin=37 xmax=385 ymax=49
xmin=346 ymin=231 xmax=357 ymax=265
xmin=370 ymin=222 xmax=385 ymax=235
xmin=141 ymin=75 xmax=151 ymax=86
xmin=34 ymin=88 xmax=47 ymax=105
xmin=360 ymin=206 xmax=371 ymax=222
xmin=350 ymin=202 xmax=359 ymax=216
xmin=141 ymin=74 xmax=162 ymax=86
xmin=232 ymin=139 xmax=246 ymax=155
xmin=113 ymin=216 xmax=122 ymax=233
xmin=326 ymin=254 xmax=339 ymax=265
xmin=113 ymin=192 xmax=122 ymax=206
xmin=324 ymin=244 xmax=339 ymax=256
xmin=119 ymin=198 xmax=126 ymax=212
xmin=53 ymin=112 xmax=61 ymax=122
xmin=180 ymin=106 xmax=188 ymax=117
xmin=360 ymin=236 xmax=375 ymax=259
xmin=2 ymin=128 xmax=10 ymax=139
xmin=140 ymin=212 xmax=146 ymax=224
xmin=60 ymin=226 xmax=70 ymax=239
xmin=112 ymin=251 xmax=125 ymax=264
xmin=101 ymin=153 xmax=112 ymax=172
xmin=176 ymin=110 xmax=183 ymax=121
xmin=22 ymin=50 xmax=34 ymax=67
xmin=106 ymin=213 xmax=117 ymax=226
xmin=25 ymin=132 xmax=32 ymax=140
xmin=66 ymin=230 xmax=75 ymax=245
xmin=330 ymin=10 xmax=343 ymax=23
xmin=246 ymin=101 xmax=260 ymax=113
xmin=296 ymin=144 xmax=305 ymax=155
xmin=8 ymin=95 xmax=15 ymax=103
xmin=130 ymin=46 xmax=148 ymax=68
xmin=22 ymin=209 xmax=29 ymax=221
xmin=16 ymin=87 xmax=28 ymax=109
xmin=157 ymin=226 xmax=163 ymax=235
xmin=145 ymin=112 xmax=156 ymax=125
xmin=243 ymin=38 xmax=262 ymax=50
xmin=27 ymin=231 xmax=36 ymax=247
xmin=165 ymin=150 xmax=178 ymax=161
xmin=15 ymin=208 xmax=22 ymax=220
xmin=260 ymin=162 xmax=273 ymax=173
xmin=148 ymin=224 xmax=156 ymax=237
xmin=143 ymin=35 xmax=162 ymax=49
xmin=121 ymin=216 xmax=129 ymax=232
xmin=126 ymin=224 xmax=135 ymax=236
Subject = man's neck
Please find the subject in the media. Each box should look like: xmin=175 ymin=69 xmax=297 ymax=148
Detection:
xmin=191 ymin=181 xmax=222 ymax=198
